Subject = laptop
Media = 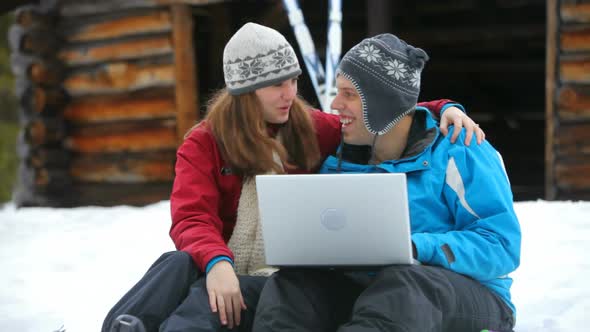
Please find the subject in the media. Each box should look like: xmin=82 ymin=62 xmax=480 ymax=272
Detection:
xmin=255 ymin=173 xmax=416 ymax=267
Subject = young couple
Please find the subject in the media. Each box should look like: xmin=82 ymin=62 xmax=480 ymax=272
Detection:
xmin=103 ymin=22 xmax=519 ymax=332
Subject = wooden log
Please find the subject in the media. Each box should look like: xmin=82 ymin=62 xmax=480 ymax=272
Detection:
xmin=63 ymin=60 xmax=175 ymax=97
xmin=560 ymin=56 xmax=590 ymax=83
xmin=17 ymin=139 xmax=70 ymax=168
xmin=561 ymin=26 xmax=590 ymax=52
xmin=19 ymin=85 xmax=68 ymax=118
xmin=555 ymin=140 xmax=590 ymax=158
xmin=63 ymin=90 xmax=176 ymax=123
xmin=70 ymin=155 xmax=174 ymax=183
xmin=66 ymin=123 xmax=177 ymax=153
xmin=555 ymin=161 xmax=590 ymax=190
xmin=11 ymin=54 xmax=65 ymax=85
xmin=24 ymin=118 xmax=66 ymax=146
xmin=8 ymin=24 xmax=59 ymax=56
xmin=70 ymin=182 xmax=172 ymax=207
xmin=562 ymin=1 xmax=590 ymax=23
xmin=172 ymin=4 xmax=199 ymax=143
xmin=69 ymin=118 xmax=175 ymax=136
xmin=555 ymin=188 xmax=590 ymax=201
xmin=18 ymin=163 xmax=71 ymax=188
xmin=59 ymin=35 xmax=173 ymax=66
xmin=62 ymin=10 xmax=172 ymax=43
xmin=58 ymin=0 xmax=226 ymax=17
xmin=555 ymin=123 xmax=590 ymax=147
xmin=557 ymin=86 xmax=590 ymax=119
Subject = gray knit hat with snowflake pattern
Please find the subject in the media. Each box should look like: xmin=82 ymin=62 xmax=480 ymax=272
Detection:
xmin=337 ymin=34 xmax=429 ymax=135
xmin=223 ymin=22 xmax=302 ymax=95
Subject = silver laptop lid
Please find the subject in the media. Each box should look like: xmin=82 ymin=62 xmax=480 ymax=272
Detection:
xmin=256 ymin=173 xmax=413 ymax=267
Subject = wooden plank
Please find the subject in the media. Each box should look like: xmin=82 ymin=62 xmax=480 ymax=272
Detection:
xmin=70 ymin=183 xmax=172 ymax=207
xmin=17 ymin=144 xmax=70 ymax=168
xmin=557 ymin=86 xmax=590 ymax=119
xmin=63 ymin=90 xmax=176 ymax=123
xmin=555 ymin=162 xmax=590 ymax=189
xmin=560 ymin=56 xmax=590 ymax=83
xmin=59 ymin=35 xmax=173 ymax=66
xmin=10 ymin=54 xmax=64 ymax=84
xmin=546 ymin=0 xmax=558 ymax=200
xmin=18 ymin=85 xmax=67 ymax=116
xmin=171 ymin=4 xmax=199 ymax=143
xmin=63 ymin=10 xmax=172 ymax=43
xmin=555 ymin=123 xmax=590 ymax=146
xmin=18 ymin=163 xmax=70 ymax=188
xmin=25 ymin=118 xmax=66 ymax=146
xmin=59 ymin=0 xmax=226 ymax=17
xmin=63 ymin=61 xmax=175 ymax=97
xmin=66 ymin=127 xmax=177 ymax=153
xmin=562 ymin=2 xmax=590 ymax=23
xmin=556 ymin=141 xmax=590 ymax=158
xmin=561 ymin=26 xmax=590 ymax=52
xmin=70 ymin=157 xmax=174 ymax=183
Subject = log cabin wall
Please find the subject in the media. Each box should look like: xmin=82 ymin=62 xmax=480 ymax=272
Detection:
xmin=9 ymin=0 xmax=554 ymax=205
xmin=548 ymin=0 xmax=590 ymax=200
xmin=10 ymin=0 xmax=224 ymax=207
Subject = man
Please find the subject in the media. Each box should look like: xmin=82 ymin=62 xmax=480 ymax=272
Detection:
xmin=253 ymin=33 xmax=520 ymax=332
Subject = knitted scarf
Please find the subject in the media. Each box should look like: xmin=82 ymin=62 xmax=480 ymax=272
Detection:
xmin=227 ymin=152 xmax=282 ymax=277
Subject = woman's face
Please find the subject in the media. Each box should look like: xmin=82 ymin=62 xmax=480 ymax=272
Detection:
xmin=255 ymin=77 xmax=298 ymax=124
xmin=331 ymin=75 xmax=374 ymax=145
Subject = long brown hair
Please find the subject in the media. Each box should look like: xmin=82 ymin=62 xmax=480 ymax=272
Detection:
xmin=187 ymin=89 xmax=321 ymax=177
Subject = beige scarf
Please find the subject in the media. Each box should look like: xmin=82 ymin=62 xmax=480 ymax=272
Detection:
xmin=227 ymin=152 xmax=282 ymax=277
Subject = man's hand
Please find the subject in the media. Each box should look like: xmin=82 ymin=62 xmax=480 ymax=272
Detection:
xmin=206 ymin=260 xmax=246 ymax=329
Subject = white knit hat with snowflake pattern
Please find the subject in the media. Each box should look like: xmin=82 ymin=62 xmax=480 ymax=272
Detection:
xmin=223 ymin=22 xmax=302 ymax=95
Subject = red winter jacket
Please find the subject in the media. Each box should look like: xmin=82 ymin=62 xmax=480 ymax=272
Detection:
xmin=170 ymin=100 xmax=453 ymax=272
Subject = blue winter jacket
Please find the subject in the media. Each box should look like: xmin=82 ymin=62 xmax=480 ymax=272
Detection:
xmin=319 ymin=107 xmax=521 ymax=314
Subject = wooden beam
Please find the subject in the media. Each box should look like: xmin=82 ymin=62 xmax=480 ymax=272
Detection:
xmin=557 ymin=86 xmax=590 ymax=119
xmin=562 ymin=2 xmax=590 ymax=23
xmin=63 ymin=90 xmax=176 ymax=123
xmin=25 ymin=118 xmax=66 ymax=146
xmin=556 ymin=123 xmax=590 ymax=146
xmin=560 ymin=56 xmax=590 ymax=83
xmin=66 ymin=127 xmax=177 ymax=153
xmin=556 ymin=162 xmax=590 ymax=189
xmin=70 ymin=157 xmax=174 ymax=183
xmin=59 ymin=0 xmax=226 ymax=17
xmin=546 ymin=0 xmax=558 ymax=200
xmin=561 ymin=27 xmax=590 ymax=52
xmin=63 ymin=61 xmax=175 ymax=97
xmin=62 ymin=10 xmax=172 ymax=43
xmin=59 ymin=35 xmax=173 ymax=66
xmin=171 ymin=4 xmax=199 ymax=143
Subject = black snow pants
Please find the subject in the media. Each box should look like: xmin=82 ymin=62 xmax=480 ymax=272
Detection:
xmin=253 ymin=265 xmax=515 ymax=332
xmin=102 ymin=251 xmax=267 ymax=332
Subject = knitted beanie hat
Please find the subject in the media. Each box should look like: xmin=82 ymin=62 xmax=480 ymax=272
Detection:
xmin=223 ymin=22 xmax=302 ymax=95
xmin=337 ymin=34 xmax=429 ymax=135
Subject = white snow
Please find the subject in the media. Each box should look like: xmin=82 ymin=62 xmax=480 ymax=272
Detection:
xmin=0 ymin=200 xmax=589 ymax=331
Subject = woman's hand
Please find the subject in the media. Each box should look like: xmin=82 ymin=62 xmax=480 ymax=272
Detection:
xmin=439 ymin=106 xmax=485 ymax=146
xmin=206 ymin=261 xmax=246 ymax=329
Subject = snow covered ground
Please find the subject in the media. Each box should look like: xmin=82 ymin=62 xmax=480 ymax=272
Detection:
xmin=0 ymin=200 xmax=589 ymax=331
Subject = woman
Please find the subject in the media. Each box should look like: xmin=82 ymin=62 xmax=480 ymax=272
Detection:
xmin=103 ymin=22 xmax=484 ymax=332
